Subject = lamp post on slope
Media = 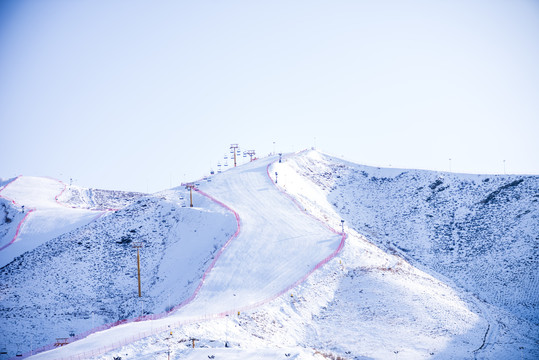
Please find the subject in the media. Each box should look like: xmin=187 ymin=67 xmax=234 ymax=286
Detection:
xmin=132 ymin=242 xmax=143 ymax=297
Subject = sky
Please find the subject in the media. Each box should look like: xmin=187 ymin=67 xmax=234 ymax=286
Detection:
xmin=1 ymin=0 xmax=538 ymax=193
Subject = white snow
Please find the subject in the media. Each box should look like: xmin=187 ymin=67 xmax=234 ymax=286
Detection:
xmin=1 ymin=150 xmax=536 ymax=360
xmin=26 ymin=154 xmax=346 ymax=359
xmin=0 ymin=176 xmax=106 ymax=267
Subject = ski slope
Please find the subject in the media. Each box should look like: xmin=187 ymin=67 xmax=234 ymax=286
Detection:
xmin=15 ymin=150 xmax=536 ymax=359
xmin=176 ymin=155 xmax=344 ymax=316
xmin=0 ymin=176 xmax=106 ymax=268
xmin=29 ymin=154 xmax=344 ymax=359
xmin=81 ymin=150 xmax=522 ymax=360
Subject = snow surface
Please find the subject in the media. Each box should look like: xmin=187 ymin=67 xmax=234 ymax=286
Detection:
xmin=1 ymin=151 xmax=537 ymax=359
xmin=0 ymin=176 xmax=119 ymax=268
xmin=271 ymin=150 xmax=538 ymax=358
xmin=0 ymin=187 xmax=235 ymax=357
xmin=287 ymin=151 xmax=538 ymax=325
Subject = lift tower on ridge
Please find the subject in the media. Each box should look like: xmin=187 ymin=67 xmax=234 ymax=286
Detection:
xmin=182 ymin=183 xmax=196 ymax=207
xmin=230 ymin=144 xmax=239 ymax=167
xmin=245 ymin=150 xmax=256 ymax=162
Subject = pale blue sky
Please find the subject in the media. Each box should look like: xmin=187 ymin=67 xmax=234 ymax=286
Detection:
xmin=1 ymin=0 xmax=538 ymax=192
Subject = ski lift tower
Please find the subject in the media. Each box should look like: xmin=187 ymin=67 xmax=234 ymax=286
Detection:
xmin=245 ymin=150 xmax=256 ymax=162
xmin=182 ymin=182 xmax=196 ymax=207
xmin=230 ymin=144 xmax=239 ymax=167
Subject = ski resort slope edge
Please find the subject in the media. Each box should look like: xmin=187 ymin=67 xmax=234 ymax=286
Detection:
xmin=29 ymin=154 xmax=345 ymax=359
xmin=177 ymin=154 xmax=345 ymax=316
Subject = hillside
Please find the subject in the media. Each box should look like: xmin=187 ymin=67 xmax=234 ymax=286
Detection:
xmin=279 ymin=152 xmax=538 ymax=325
xmin=0 ymin=176 xmax=138 ymax=268
xmin=0 ymin=178 xmax=237 ymax=357
xmin=274 ymin=151 xmax=538 ymax=357
xmin=1 ymin=152 xmax=537 ymax=359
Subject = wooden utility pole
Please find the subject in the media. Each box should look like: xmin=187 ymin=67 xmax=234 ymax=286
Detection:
xmin=230 ymin=144 xmax=239 ymax=167
xmin=132 ymin=242 xmax=143 ymax=297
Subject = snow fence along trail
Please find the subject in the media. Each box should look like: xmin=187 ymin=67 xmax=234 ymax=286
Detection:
xmin=28 ymin=155 xmax=345 ymax=360
xmin=0 ymin=176 xmax=108 ymax=267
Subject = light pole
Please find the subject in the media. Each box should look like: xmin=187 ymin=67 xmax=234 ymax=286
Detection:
xmin=275 ymin=172 xmax=278 ymax=184
xmin=132 ymin=242 xmax=143 ymax=297
xmin=341 ymin=220 xmax=345 ymax=234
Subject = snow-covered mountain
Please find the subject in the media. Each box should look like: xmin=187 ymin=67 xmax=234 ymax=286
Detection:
xmin=284 ymin=152 xmax=538 ymax=326
xmin=0 ymin=178 xmax=236 ymax=357
xmin=270 ymin=151 xmax=538 ymax=359
xmin=0 ymin=176 xmax=145 ymax=268
xmin=0 ymin=151 xmax=537 ymax=360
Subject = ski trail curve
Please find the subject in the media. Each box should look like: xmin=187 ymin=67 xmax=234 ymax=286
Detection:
xmin=0 ymin=176 xmax=111 ymax=269
xmin=28 ymin=154 xmax=346 ymax=360
xmin=173 ymin=154 xmax=345 ymax=317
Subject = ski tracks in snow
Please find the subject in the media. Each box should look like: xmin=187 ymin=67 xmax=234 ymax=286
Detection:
xmin=472 ymin=298 xmax=499 ymax=359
